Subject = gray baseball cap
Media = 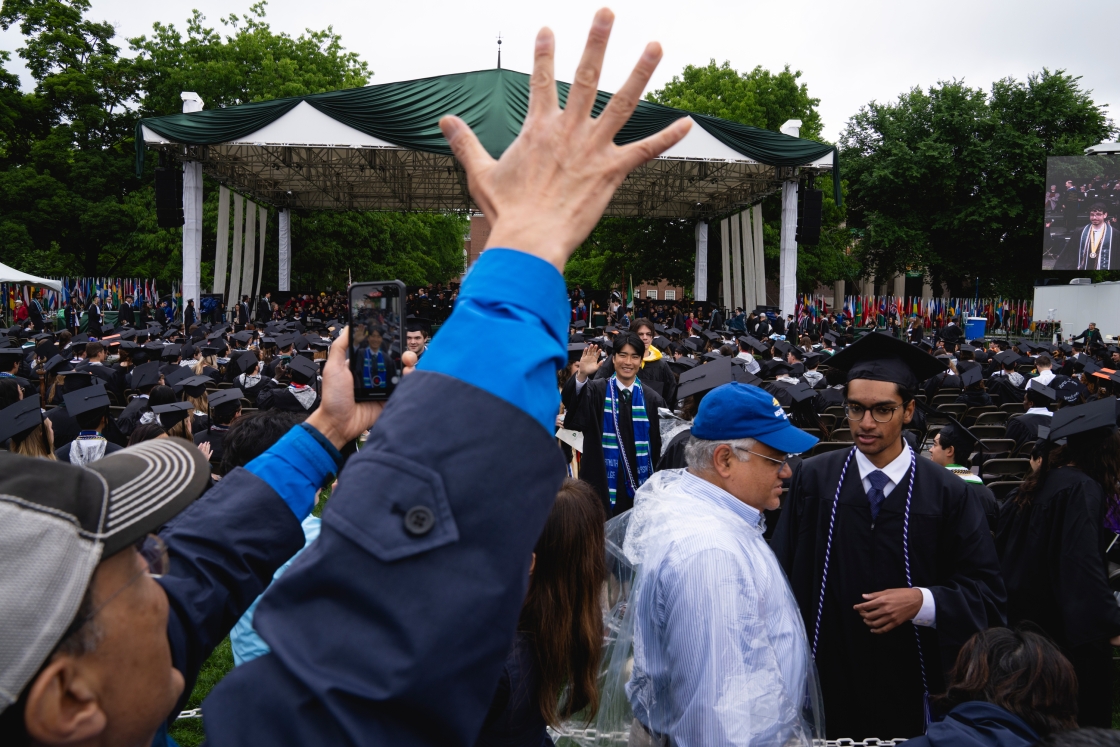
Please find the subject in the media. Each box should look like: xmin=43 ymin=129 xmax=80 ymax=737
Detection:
xmin=0 ymin=439 xmax=209 ymax=714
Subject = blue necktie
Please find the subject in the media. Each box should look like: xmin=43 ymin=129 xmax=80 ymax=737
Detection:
xmin=866 ymin=470 xmax=891 ymax=521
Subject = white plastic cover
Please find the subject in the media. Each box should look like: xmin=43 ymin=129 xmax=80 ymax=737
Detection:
xmin=561 ymin=469 xmax=823 ymax=747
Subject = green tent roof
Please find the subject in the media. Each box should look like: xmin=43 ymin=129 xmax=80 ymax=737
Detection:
xmin=138 ymin=68 xmax=838 ymax=216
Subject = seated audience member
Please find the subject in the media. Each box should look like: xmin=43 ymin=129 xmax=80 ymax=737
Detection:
xmin=128 ymin=422 xmax=168 ymax=445
xmin=219 ymin=409 xmax=306 ymax=476
xmin=476 ymin=478 xmax=606 ymax=746
xmin=196 ymin=388 xmax=244 ymax=467
xmin=905 ymin=628 xmax=1077 ymax=747
xmin=55 ymin=385 xmax=123 ymax=464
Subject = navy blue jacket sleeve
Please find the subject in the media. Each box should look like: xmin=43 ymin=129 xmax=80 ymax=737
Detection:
xmin=203 ymin=249 xmax=569 ymax=747
xmin=158 ymin=468 xmax=307 ymax=712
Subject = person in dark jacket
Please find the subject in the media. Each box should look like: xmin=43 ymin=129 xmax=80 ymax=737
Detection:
xmin=184 ymin=299 xmax=197 ymax=330
xmin=118 ymin=295 xmax=136 ymax=327
xmin=476 ymin=478 xmax=606 ymax=747
xmin=996 ymin=398 xmax=1120 ymax=727
xmin=1070 ymin=322 xmax=1103 ymax=347
xmin=563 ymin=333 xmax=666 ymax=517
xmin=905 ymin=628 xmax=1077 ymax=747
xmin=86 ymin=296 xmax=103 ymax=338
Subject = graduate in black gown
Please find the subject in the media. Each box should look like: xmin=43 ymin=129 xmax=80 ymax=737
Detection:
xmin=995 ymin=397 xmax=1120 ymax=728
xmin=771 ymin=333 xmax=1006 ymax=739
xmin=562 ymin=332 xmax=665 ymax=517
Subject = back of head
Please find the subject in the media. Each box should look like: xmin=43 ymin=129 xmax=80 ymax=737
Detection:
xmin=219 ymin=409 xmax=306 ymax=475
xmin=147 ymin=386 xmax=176 ymax=408
xmin=1036 ymin=354 xmax=1052 ymax=369
xmin=520 ymin=478 xmax=606 ymax=727
xmin=0 ymin=378 xmax=21 ymax=409
xmin=128 ymin=422 xmax=167 ymax=445
xmin=939 ymin=627 xmax=1078 ymax=737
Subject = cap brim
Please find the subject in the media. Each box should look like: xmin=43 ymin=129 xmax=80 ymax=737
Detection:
xmin=755 ymin=422 xmax=819 ymax=455
xmin=85 ymin=439 xmax=210 ymax=557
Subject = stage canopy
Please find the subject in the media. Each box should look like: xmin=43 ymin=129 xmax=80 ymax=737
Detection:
xmin=0 ymin=261 xmax=62 ymax=292
xmin=136 ymin=68 xmax=838 ymax=219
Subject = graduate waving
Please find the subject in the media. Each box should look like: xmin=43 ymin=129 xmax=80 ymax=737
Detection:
xmin=771 ymin=333 xmax=1006 ymax=739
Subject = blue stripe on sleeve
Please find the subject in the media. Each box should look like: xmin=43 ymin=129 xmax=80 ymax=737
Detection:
xmin=417 ymin=248 xmax=568 ymax=433
xmin=244 ymin=425 xmax=336 ymax=520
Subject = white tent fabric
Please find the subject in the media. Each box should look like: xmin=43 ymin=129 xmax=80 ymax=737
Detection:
xmin=0 ymin=262 xmax=62 ymax=292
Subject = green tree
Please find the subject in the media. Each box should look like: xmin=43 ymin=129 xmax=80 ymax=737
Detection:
xmin=648 ymin=60 xmax=823 ymax=141
xmin=128 ymin=1 xmax=370 ymax=116
xmin=840 ymin=70 xmax=1114 ymax=297
xmin=642 ymin=60 xmax=852 ymax=295
xmin=565 ymin=218 xmax=696 ymax=290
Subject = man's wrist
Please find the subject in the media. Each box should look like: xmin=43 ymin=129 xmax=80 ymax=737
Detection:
xmin=303 ymin=413 xmax=348 ymax=452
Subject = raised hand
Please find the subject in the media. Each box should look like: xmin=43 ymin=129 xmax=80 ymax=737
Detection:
xmin=577 ymin=343 xmax=602 ymax=381
xmin=305 ymin=328 xmax=385 ymax=450
xmin=439 ymin=8 xmax=691 ymax=272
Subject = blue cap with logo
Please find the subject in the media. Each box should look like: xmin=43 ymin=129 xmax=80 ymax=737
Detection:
xmin=691 ymin=382 xmax=819 ymax=454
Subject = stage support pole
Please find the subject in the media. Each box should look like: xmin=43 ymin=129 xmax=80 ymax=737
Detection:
xmin=278 ymin=209 xmax=291 ymax=292
xmin=778 ymin=119 xmax=802 ymax=320
xmin=228 ymin=194 xmax=244 ymax=308
xmin=693 ymin=221 xmax=708 ymax=302
xmin=740 ymin=210 xmax=755 ymax=313
xmin=720 ymin=217 xmax=731 ymax=309
xmin=214 ymin=185 xmax=230 ymax=297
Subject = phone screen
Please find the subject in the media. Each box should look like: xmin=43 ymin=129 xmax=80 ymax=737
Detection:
xmin=348 ymin=281 xmax=405 ymax=401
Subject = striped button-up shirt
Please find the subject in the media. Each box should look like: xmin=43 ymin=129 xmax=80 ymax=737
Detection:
xmin=626 ymin=469 xmax=815 ymax=747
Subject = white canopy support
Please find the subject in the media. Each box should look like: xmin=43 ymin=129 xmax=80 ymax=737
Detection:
xmin=693 ymin=222 xmax=708 ymax=302
xmin=278 ymin=209 xmax=291 ymax=292
xmin=0 ymin=262 xmax=62 ymax=292
xmin=181 ymin=92 xmax=205 ymax=313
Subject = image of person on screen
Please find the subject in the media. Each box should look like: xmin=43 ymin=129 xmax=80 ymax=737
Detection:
xmin=1055 ymin=203 xmax=1114 ymax=270
xmin=358 ymin=324 xmax=397 ymax=391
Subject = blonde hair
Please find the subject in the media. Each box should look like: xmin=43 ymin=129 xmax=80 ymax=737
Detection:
xmin=13 ymin=424 xmax=55 ymax=460
xmin=186 ymin=393 xmax=208 ymax=415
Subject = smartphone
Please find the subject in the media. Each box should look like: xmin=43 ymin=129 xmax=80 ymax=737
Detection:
xmin=348 ymin=280 xmax=406 ymax=401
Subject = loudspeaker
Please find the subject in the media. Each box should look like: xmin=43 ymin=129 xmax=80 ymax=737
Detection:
xmin=155 ymin=167 xmax=184 ymax=228
xmin=796 ymin=188 xmax=823 ymax=245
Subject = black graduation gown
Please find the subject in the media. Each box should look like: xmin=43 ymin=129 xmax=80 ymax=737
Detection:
xmin=1005 ymin=413 xmax=1051 ymax=452
xmin=87 ymin=305 xmax=103 ymax=337
xmin=561 ymin=376 xmax=665 ymax=517
xmin=118 ymin=304 xmax=135 ymax=327
xmin=45 ymin=405 xmax=79 ymax=449
xmin=116 ymin=396 xmax=151 ymax=437
xmin=995 ymin=467 xmax=1120 ymax=727
xmin=770 ymin=448 xmax=1006 ymax=739
xmin=660 ymin=427 xmax=691 ymax=470
xmin=593 ymin=356 xmax=677 ymax=406
xmin=256 ymin=383 xmax=320 ymax=413
xmin=195 ymin=426 xmax=228 ymax=467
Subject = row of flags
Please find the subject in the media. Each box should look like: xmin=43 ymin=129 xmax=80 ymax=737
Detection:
xmin=838 ymin=296 xmax=1036 ymax=332
xmin=794 ymin=294 xmax=830 ymax=324
xmin=2 ymin=278 xmax=178 ymax=315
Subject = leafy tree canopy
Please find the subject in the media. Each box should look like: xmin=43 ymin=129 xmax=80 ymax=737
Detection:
xmin=840 ymin=70 xmax=1115 ymax=297
xmin=0 ymin=0 xmax=464 ymax=291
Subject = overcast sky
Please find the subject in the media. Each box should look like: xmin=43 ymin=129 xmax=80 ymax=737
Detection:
xmin=1 ymin=0 xmax=1116 ymax=142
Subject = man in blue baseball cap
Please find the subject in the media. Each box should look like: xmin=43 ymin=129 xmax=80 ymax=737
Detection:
xmin=615 ymin=382 xmax=821 ymax=746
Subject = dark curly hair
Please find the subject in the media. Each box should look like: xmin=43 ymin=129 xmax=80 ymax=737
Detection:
xmin=937 ymin=627 xmax=1078 ymax=736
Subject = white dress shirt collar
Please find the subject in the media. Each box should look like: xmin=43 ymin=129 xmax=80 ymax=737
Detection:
xmin=1026 ymin=407 xmax=1053 ymax=417
xmin=854 ymin=441 xmax=913 ymax=498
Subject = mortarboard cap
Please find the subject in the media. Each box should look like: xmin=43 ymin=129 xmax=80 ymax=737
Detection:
xmin=567 ymin=342 xmax=587 ymax=362
xmin=208 ymin=388 xmax=244 ymax=409
xmin=764 ymin=360 xmax=794 ymax=378
xmin=666 ymin=327 xmax=682 ymax=337
xmin=573 ymin=320 xmax=586 ymax=330
xmin=960 ymin=366 xmax=983 ymax=388
xmin=0 ymin=395 xmax=44 ymax=443
xmin=234 ymin=354 xmax=260 ymax=374
xmin=1026 ymin=379 xmax=1056 ymax=401
xmin=231 ymin=330 xmax=254 ymax=344
xmin=995 ymin=350 xmax=1020 ymax=366
xmin=667 ymin=357 xmax=698 ymax=375
xmin=152 ymin=401 xmax=193 ymax=428
xmin=175 ymin=375 xmax=212 ymax=398
xmin=652 ymin=336 xmax=671 ymax=352
xmin=132 ymin=362 xmax=162 ymax=390
xmin=164 ymin=366 xmax=194 ymax=388
xmin=702 ymin=351 xmax=724 ymax=361
xmin=825 ymin=331 xmax=946 ymax=389
xmin=288 ymin=354 xmax=318 ymax=380
xmin=744 ymin=337 xmax=770 ymax=354
xmin=785 ymin=382 xmax=818 ymax=404
xmin=677 ymin=357 xmax=751 ymax=400
xmin=1047 ymin=396 xmax=1117 ymax=443
xmin=64 ymin=384 xmax=110 ymax=417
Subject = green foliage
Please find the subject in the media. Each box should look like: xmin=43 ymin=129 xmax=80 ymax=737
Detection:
xmin=0 ymin=0 xmax=463 ymax=289
xmin=648 ymin=60 xmax=852 ymax=294
xmin=565 ymin=218 xmax=695 ymax=290
xmin=128 ymin=1 xmax=370 ymax=117
xmin=648 ymin=60 xmax=823 ymax=141
xmin=840 ymin=70 xmax=1115 ymax=297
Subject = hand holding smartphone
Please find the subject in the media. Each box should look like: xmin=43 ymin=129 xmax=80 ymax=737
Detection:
xmin=348 ymin=281 xmax=406 ymax=401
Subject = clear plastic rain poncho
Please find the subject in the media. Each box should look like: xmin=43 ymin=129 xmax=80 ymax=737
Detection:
xmin=558 ymin=468 xmax=824 ymax=747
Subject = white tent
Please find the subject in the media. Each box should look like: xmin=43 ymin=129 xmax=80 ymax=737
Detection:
xmin=0 ymin=262 xmax=62 ymax=292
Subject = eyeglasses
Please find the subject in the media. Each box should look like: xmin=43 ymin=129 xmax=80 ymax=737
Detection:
xmin=845 ymin=403 xmax=904 ymax=423
xmin=61 ymin=534 xmax=169 ymax=640
xmin=734 ymin=446 xmax=790 ymax=471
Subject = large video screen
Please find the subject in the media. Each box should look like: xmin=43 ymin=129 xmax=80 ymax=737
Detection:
xmin=1043 ymin=155 xmax=1120 ymax=270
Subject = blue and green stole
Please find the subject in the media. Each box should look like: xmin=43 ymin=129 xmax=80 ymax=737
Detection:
xmin=601 ymin=375 xmax=653 ymax=508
